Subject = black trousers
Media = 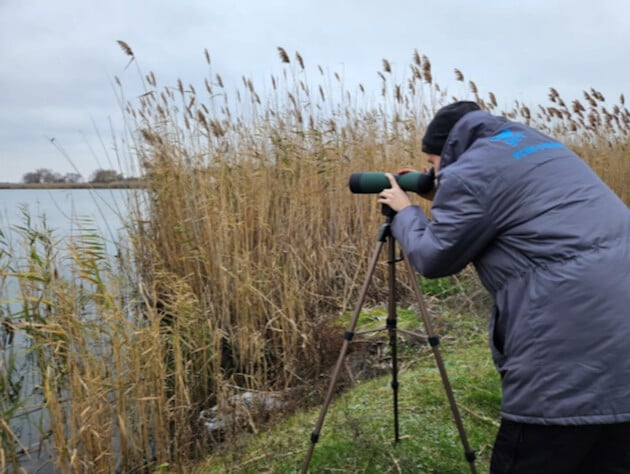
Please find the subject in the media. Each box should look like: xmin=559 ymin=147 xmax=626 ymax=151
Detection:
xmin=490 ymin=419 xmax=630 ymax=474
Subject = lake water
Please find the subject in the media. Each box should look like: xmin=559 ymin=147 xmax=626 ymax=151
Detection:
xmin=0 ymin=188 xmax=135 ymax=247
xmin=0 ymin=188 xmax=137 ymax=472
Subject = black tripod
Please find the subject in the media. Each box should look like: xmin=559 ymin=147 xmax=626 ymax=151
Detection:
xmin=301 ymin=207 xmax=477 ymax=473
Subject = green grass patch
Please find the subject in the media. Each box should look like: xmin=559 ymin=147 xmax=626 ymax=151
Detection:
xmin=417 ymin=276 xmax=465 ymax=299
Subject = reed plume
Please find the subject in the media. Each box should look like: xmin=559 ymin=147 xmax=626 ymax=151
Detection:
xmin=277 ymin=46 xmax=290 ymax=64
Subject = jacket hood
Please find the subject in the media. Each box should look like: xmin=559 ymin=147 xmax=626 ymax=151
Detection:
xmin=439 ymin=110 xmax=509 ymax=170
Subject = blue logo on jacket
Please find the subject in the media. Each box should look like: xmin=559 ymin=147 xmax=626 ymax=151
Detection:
xmin=513 ymin=142 xmax=564 ymax=159
xmin=491 ymin=128 xmax=564 ymax=160
xmin=490 ymin=129 xmax=525 ymax=147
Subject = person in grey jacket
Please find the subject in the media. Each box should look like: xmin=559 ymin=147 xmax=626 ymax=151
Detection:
xmin=378 ymin=101 xmax=630 ymax=473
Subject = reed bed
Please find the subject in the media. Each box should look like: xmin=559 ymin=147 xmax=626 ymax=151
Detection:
xmin=1 ymin=44 xmax=628 ymax=472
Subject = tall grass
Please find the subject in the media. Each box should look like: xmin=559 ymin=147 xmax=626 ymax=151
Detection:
xmin=1 ymin=43 xmax=628 ymax=472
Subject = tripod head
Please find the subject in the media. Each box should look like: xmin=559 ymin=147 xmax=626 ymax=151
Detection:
xmin=381 ymin=203 xmax=396 ymax=219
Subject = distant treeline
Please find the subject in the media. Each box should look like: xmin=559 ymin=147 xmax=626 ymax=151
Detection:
xmin=0 ymin=179 xmax=144 ymax=189
xmin=18 ymin=168 xmax=137 ymax=185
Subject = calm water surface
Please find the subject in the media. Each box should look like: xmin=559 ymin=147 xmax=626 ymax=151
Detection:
xmin=1 ymin=188 xmax=135 ymax=244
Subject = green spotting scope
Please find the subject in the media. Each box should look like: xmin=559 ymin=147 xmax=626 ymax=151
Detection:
xmin=348 ymin=168 xmax=435 ymax=194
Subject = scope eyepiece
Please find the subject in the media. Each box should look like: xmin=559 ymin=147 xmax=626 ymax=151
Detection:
xmin=348 ymin=169 xmax=435 ymax=194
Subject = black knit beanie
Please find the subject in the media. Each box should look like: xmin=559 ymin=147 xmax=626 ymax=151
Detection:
xmin=421 ymin=101 xmax=481 ymax=155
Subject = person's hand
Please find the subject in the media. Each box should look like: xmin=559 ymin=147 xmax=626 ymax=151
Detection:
xmin=378 ymin=173 xmax=412 ymax=212
xmin=397 ymin=167 xmax=436 ymax=201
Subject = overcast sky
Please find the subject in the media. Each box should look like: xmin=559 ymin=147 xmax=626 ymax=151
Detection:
xmin=1 ymin=0 xmax=629 ymax=183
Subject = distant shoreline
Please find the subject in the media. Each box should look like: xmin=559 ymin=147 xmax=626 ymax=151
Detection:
xmin=0 ymin=181 xmax=144 ymax=190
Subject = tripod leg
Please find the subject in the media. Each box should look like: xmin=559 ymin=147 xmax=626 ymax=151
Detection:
xmin=386 ymin=234 xmax=400 ymax=443
xmin=400 ymin=249 xmax=478 ymax=474
xmin=301 ymin=234 xmax=387 ymax=474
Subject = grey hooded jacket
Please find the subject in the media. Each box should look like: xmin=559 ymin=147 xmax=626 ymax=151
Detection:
xmin=391 ymin=110 xmax=630 ymax=425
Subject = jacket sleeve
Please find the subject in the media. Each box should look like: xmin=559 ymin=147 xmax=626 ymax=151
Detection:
xmin=390 ymin=172 xmax=496 ymax=278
